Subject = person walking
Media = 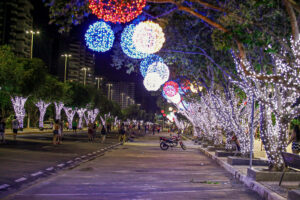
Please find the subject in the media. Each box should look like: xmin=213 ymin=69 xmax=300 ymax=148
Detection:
xmin=152 ymin=124 xmax=156 ymax=135
xmin=57 ymin=120 xmax=63 ymax=144
xmin=12 ymin=116 xmax=19 ymax=141
xmin=53 ymin=120 xmax=60 ymax=145
xmin=72 ymin=120 xmax=77 ymax=134
xmin=119 ymin=123 xmax=126 ymax=144
xmin=0 ymin=117 xmax=6 ymax=143
xmin=87 ymin=121 xmax=93 ymax=141
xmin=287 ymin=125 xmax=300 ymax=154
xmin=101 ymin=125 xmax=107 ymax=143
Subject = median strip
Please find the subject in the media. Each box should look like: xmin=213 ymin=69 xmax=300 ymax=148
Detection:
xmin=15 ymin=177 xmax=27 ymax=183
xmin=0 ymin=184 xmax=10 ymax=190
xmin=31 ymin=171 xmax=43 ymax=177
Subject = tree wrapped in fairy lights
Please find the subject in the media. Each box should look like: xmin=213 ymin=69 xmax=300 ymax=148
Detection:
xmin=232 ymin=35 xmax=300 ymax=169
xmin=11 ymin=96 xmax=28 ymax=129
xmin=35 ymin=100 xmax=51 ymax=129
xmin=54 ymin=102 xmax=64 ymax=120
xmin=63 ymin=107 xmax=77 ymax=129
xmin=89 ymin=0 xmax=146 ymax=23
xmin=77 ymin=108 xmax=87 ymax=129
xmin=87 ymin=108 xmax=99 ymax=123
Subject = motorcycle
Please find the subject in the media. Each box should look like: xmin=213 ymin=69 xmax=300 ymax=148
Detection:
xmin=160 ymin=135 xmax=186 ymax=150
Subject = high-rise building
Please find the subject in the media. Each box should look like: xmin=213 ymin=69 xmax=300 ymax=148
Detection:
xmin=108 ymin=82 xmax=136 ymax=109
xmin=68 ymin=39 xmax=95 ymax=85
xmin=0 ymin=0 xmax=33 ymax=58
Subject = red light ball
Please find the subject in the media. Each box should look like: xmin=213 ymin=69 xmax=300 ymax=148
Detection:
xmin=89 ymin=0 xmax=146 ymax=24
xmin=163 ymin=81 xmax=179 ymax=97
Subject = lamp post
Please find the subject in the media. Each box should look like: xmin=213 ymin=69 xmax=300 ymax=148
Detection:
xmin=81 ymin=67 xmax=89 ymax=86
xmin=126 ymin=96 xmax=130 ymax=107
xmin=121 ymin=93 xmax=125 ymax=108
xmin=107 ymin=84 xmax=113 ymax=100
xmin=26 ymin=30 xmax=40 ymax=59
xmin=95 ymin=77 xmax=103 ymax=90
xmin=61 ymin=54 xmax=72 ymax=83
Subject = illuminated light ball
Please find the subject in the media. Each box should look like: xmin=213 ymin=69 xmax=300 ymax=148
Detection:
xmin=146 ymin=61 xmax=169 ymax=83
xmin=180 ymin=79 xmax=191 ymax=90
xmin=190 ymin=81 xmax=203 ymax=93
xmin=121 ymin=24 xmax=149 ymax=59
xmin=140 ymin=55 xmax=163 ymax=77
xmin=168 ymin=93 xmax=181 ymax=104
xmin=143 ymin=72 xmax=164 ymax=91
xmin=85 ymin=21 xmax=115 ymax=52
xmin=89 ymin=0 xmax=146 ymax=24
xmin=169 ymin=107 xmax=173 ymax=111
xmin=133 ymin=21 xmax=165 ymax=54
xmin=161 ymin=110 xmax=164 ymax=114
xmin=163 ymin=81 xmax=179 ymax=97
xmin=163 ymin=113 xmax=166 ymax=117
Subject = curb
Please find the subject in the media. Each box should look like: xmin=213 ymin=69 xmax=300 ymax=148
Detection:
xmin=0 ymin=142 xmax=122 ymax=197
xmin=198 ymin=147 xmax=286 ymax=200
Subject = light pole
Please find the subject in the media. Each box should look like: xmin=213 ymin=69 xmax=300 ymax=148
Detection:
xmin=26 ymin=30 xmax=40 ymax=59
xmin=107 ymin=84 xmax=113 ymax=100
xmin=61 ymin=54 xmax=72 ymax=83
xmin=95 ymin=77 xmax=103 ymax=90
xmin=81 ymin=67 xmax=89 ymax=86
xmin=121 ymin=93 xmax=125 ymax=108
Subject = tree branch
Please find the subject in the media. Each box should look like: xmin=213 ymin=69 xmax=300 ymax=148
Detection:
xmin=283 ymin=0 xmax=299 ymax=40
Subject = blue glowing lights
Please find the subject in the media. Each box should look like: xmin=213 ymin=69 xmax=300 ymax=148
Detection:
xmin=147 ymin=61 xmax=169 ymax=84
xmin=121 ymin=24 xmax=149 ymax=59
xmin=85 ymin=21 xmax=115 ymax=52
xmin=140 ymin=55 xmax=163 ymax=77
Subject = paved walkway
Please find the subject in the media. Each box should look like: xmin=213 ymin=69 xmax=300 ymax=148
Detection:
xmin=4 ymin=133 xmax=261 ymax=200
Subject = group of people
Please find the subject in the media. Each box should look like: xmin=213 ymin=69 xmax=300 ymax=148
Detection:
xmin=143 ymin=124 xmax=161 ymax=135
xmin=0 ymin=116 xmax=19 ymax=143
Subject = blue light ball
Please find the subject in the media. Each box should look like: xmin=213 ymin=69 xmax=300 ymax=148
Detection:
xmin=140 ymin=55 xmax=163 ymax=77
xmin=121 ymin=24 xmax=149 ymax=59
xmin=85 ymin=21 xmax=115 ymax=52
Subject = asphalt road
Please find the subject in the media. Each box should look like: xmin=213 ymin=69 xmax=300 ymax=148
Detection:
xmin=3 ymin=133 xmax=261 ymax=200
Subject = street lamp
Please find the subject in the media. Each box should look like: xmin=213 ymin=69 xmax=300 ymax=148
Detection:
xmin=126 ymin=96 xmax=130 ymax=107
xmin=81 ymin=67 xmax=89 ymax=86
xmin=106 ymin=83 xmax=113 ymax=100
xmin=61 ymin=54 xmax=72 ymax=83
xmin=95 ymin=77 xmax=103 ymax=90
xmin=26 ymin=30 xmax=40 ymax=59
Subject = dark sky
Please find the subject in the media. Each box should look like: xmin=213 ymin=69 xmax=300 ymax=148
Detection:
xmin=31 ymin=0 xmax=158 ymax=112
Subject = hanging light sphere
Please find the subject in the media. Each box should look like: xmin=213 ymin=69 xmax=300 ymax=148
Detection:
xmin=180 ymin=79 xmax=191 ymax=91
xmin=146 ymin=61 xmax=169 ymax=84
xmin=121 ymin=24 xmax=149 ymax=59
xmin=140 ymin=55 xmax=163 ymax=77
xmin=163 ymin=81 xmax=179 ymax=97
xmin=168 ymin=93 xmax=181 ymax=104
xmin=143 ymin=72 xmax=163 ymax=91
xmin=133 ymin=21 xmax=165 ymax=54
xmin=85 ymin=21 xmax=115 ymax=52
xmin=89 ymin=0 xmax=146 ymax=24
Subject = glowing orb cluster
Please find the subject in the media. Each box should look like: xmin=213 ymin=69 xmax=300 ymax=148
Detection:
xmin=140 ymin=55 xmax=163 ymax=77
xmin=133 ymin=21 xmax=165 ymax=54
xmin=143 ymin=72 xmax=164 ymax=91
xmin=163 ymin=81 xmax=179 ymax=97
xmin=147 ymin=62 xmax=169 ymax=83
xmin=180 ymin=79 xmax=190 ymax=90
xmin=121 ymin=24 xmax=149 ymax=59
xmin=89 ymin=0 xmax=146 ymax=24
xmin=168 ymin=93 xmax=181 ymax=104
xmin=85 ymin=21 xmax=115 ymax=52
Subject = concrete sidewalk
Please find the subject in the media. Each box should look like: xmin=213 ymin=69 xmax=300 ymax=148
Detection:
xmin=3 ymin=133 xmax=260 ymax=200
xmin=181 ymin=137 xmax=299 ymax=200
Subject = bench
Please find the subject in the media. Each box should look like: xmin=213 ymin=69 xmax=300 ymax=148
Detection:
xmin=279 ymin=152 xmax=300 ymax=186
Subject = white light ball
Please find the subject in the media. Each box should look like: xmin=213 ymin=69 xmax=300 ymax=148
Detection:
xmin=143 ymin=72 xmax=164 ymax=91
xmin=133 ymin=21 xmax=165 ymax=54
xmin=146 ymin=61 xmax=169 ymax=84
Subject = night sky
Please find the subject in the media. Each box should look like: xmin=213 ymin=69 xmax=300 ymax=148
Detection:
xmin=31 ymin=0 xmax=158 ymax=113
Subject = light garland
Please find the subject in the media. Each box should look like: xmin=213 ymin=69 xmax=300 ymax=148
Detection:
xmin=77 ymin=108 xmax=87 ymax=129
xmin=35 ymin=100 xmax=51 ymax=128
xmin=11 ymin=96 xmax=28 ymax=129
xmin=133 ymin=21 xmax=165 ymax=54
xmin=85 ymin=21 xmax=115 ymax=52
xmin=163 ymin=81 xmax=179 ymax=97
xmin=87 ymin=108 xmax=99 ymax=123
xmin=121 ymin=24 xmax=149 ymax=59
xmin=54 ymin=102 xmax=64 ymax=120
xmin=63 ymin=107 xmax=77 ymax=129
xmin=140 ymin=55 xmax=164 ymax=77
xmin=143 ymin=72 xmax=164 ymax=91
xmin=89 ymin=0 xmax=146 ymax=24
